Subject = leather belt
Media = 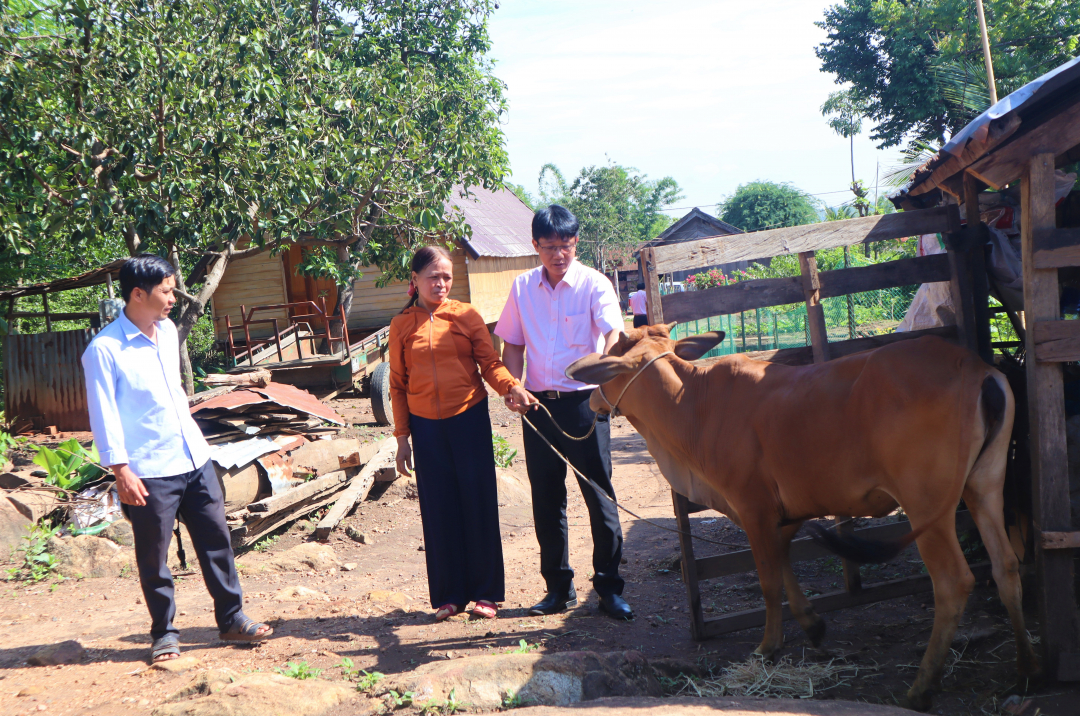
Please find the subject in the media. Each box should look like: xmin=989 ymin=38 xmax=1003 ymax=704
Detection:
xmin=537 ymin=390 xmax=584 ymax=400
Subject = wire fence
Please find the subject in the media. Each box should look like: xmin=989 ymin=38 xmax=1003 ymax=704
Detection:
xmin=666 ymin=286 xmax=918 ymax=359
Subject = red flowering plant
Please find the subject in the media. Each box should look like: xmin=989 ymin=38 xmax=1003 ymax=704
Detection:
xmin=687 ymin=268 xmax=750 ymax=290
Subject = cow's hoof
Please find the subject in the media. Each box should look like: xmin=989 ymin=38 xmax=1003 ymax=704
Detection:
xmin=903 ymin=688 xmax=933 ymax=713
xmin=805 ymin=617 xmax=826 ymax=647
xmin=752 ymin=646 xmax=780 ymax=663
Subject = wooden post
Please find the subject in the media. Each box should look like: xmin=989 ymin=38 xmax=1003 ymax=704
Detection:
xmin=41 ymin=293 xmax=52 ymax=333
xmin=6 ymin=297 xmax=15 ymax=334
xmin=799 ymin=251 xmax=831 ymax=362
xmin=1021 ymin=153 xmax=1080 ymax=679
xmin=963 ymin=172 xmax=995 ymax=363
xmin=105 ymin=272 xmax=115 ymax=299
xmin=946 ymin=198 xmax=980 ymax=355
xmin=672 ymin=490 xmax=706 ymax=640
xmin=639 ymin=248 xmax=665 ymax=325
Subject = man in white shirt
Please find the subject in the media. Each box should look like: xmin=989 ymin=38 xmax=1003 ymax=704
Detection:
xmin=82 ymin=255 xmax=270 ymax=664
xmin=628 ymin=282 xmax=649 ymax=328
xmin=496 ymin=205 xmax=634 ymax=620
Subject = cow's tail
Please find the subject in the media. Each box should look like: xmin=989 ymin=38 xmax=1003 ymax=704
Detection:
xmin=807 ymin=358 xmax=1004 ymax=565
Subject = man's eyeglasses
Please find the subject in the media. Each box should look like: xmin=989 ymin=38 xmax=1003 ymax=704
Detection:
xmin=536 ymin=241 xmax=577 ymax=256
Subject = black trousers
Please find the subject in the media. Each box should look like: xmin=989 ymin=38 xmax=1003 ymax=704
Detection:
xmin=522 ymin=391 xmax=624 ymax=597
xmin=633 ymin=314 xmax=649 ymax=328
xmin=122 ymin=460 xmax=244 ymax=640
xmin=411 ymin=398 xmax=505 ymax=608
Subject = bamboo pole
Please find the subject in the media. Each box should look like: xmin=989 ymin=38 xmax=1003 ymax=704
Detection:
xmin=975 ymin=0 xmax=998 ymax=105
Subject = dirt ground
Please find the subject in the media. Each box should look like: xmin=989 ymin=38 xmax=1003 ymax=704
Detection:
xmin=2 ymin=392 xmax=1080 ymax=716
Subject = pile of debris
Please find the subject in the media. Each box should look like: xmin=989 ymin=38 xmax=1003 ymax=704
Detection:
xmin=191 ymin=371 xmax=343 ymax=443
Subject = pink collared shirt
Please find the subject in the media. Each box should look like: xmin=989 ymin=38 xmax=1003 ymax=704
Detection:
xmin=495 ymin=260 xmax=624 ymax=392
xmin=628 ymin=290 xmax=648 ymax=315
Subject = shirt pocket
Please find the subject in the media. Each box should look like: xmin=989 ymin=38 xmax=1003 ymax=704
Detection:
xmin=564 ymin=313 xmax=592 ymax=348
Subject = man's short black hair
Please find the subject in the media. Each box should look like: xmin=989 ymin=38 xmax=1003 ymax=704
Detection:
xmin=637 ymin=282 xmax=645 ymax=291
xmin=119 ymin=254 xmax=177 ymax=302
xmin=532 ymin=204 xmax=579 ymax=242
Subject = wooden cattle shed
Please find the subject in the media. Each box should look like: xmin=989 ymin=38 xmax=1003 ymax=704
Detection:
xmin=211 ymin=184 xmax=539 ymax=343
xmin=641 ymin=55 xmax=1080 ymax=681
xmin=0 ymin=260 xmax=124 ymax=431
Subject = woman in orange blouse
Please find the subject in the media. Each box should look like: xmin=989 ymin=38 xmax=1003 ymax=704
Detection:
xmin=389 ymin=246 xmax=535 ymax=621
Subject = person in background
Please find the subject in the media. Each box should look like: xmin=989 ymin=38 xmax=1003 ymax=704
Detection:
xmin=496 ymin=205 xmax=634 ymax=621
xmin=82 ymin=255 xmax=271 ymax=664
xmin=628 ymin=282 xmax=649 ymax=328
xmin=390 ymin=245 xmax=536 ymax=622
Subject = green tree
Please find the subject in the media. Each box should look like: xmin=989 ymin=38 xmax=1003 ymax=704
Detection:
xmin=718 ymin=182 xmax=818 ymax=233
xmin=816 ymin=0 xmax=1080 ymax=148
xmin=536 ymin=161 xmax=682 ymax=271
xmin=1 ymin=0 xmax=508 ymax=390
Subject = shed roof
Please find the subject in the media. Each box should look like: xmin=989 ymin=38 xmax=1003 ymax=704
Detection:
xmin=640 ymin=207 xmax=741 ymax=249
xmin=0 ymin=259 xmax=126 ymax=300
xmin=448 ymin=184 xmax=538 ymax=259
xmin=893 ymin=55 xmax=1080 ymax=209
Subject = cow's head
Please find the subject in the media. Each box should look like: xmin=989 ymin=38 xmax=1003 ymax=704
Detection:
xmin=565 ymin=325 xmax=725 ymax=415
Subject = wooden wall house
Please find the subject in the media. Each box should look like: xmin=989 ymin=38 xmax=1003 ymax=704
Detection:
xmin=210 ymin=184 xmax=539 ymax=343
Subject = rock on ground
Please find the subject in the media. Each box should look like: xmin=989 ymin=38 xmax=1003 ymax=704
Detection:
xmin=378 ymin=651 xmax=660 ymax=710
xmin=367 ymin=590 xmax=412 ymax=610
xmin=48 ymin=535 xmax=134 ymax=579
xmin=509 ymin=696 xmax=917 ymax=715
xmin=27 ymin=640 xmax=85 ymax=666
xmin=103 ymin=519 xmax=135 ymax=546
xmin=0 ymin=496 xmax=32 ymax=556
xmin=153 ymin=671 xmax=359 ymax=716
xmin=273 ymin=586 xmax=329 ymax=602
xmin=153 ymin=656 xmax=203 ymax=674
xmin=267 ymin=542 xmax=341 ymax=572
xmin=496 ymin=471 xmax=531 ymax=506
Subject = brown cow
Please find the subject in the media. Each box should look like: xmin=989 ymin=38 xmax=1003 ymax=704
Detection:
xmin=566 ymin=325 xmax=1039 ymax=711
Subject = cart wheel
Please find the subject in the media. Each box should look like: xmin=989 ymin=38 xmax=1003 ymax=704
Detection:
xmin=370 ymin=361 xmax=393 ymax=427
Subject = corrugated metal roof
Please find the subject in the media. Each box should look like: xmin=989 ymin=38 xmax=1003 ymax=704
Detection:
xmin=208 ymin=437 xmax=281 ymax=470
xmin=0 ymin=259 xmax=126 ymax=300
xmin=447 ymin=184 xmax=538 ymax=259
xmin=191 ymin=382 xmax=345 ymax=426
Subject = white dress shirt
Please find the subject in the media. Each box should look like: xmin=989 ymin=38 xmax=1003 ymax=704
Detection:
xmin=82 ymin=311 xmax=210 ymax=478
xmin=495 ymin=260 xmax=624 ymax=392
xmin=628 ymin=290 xmax=648 ymax=315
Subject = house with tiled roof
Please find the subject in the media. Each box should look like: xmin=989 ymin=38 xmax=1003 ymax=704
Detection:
xmin=209 ymin=184 xmax=539 ymax=345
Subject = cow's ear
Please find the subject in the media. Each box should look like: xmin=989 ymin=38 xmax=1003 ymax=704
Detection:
xmin=673 ymin=331 xmax=725 ymax=361
xmin=565 ymin=354 xmax=635 ymax=385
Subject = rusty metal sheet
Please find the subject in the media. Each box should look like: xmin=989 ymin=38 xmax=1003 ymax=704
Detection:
xmin=190 ymin=382 xmax=344 ymax=426
xmin=2 ymin=329 xmax=98 ymax=431
xmin=256 ymin=451 xmax=296 ymax=494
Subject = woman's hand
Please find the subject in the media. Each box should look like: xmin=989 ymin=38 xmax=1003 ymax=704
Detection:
xmin=396 ymin=436 xmax=414 ymax=477
xmin=504 ymin=385 xmax=539 ymax=415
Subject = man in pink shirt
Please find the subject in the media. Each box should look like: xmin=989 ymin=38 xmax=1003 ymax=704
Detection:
xmin=628 ymin=282 xmax=649 ymax=328
xmin=496 ymin=205 xmax=633 ymax=620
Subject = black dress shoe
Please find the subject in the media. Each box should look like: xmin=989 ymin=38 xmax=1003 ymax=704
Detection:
xmin=528 ymin=588 xmax=578 ymax=615
xmin=597 ymin=593 xmax=634 ymax=620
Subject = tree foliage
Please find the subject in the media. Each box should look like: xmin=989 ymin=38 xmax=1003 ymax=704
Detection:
xmin=718 ymin=182 xmax=818 ymax=233
xmin=816 ymin=0 xmax=1080 ymax=148
xmin=1 ymin=0 xmax=508 ymax=347
xmin=536 ymin=160 xmax=681 ymax=270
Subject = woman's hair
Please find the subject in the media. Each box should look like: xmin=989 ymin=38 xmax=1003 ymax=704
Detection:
xmin=401 ymin=245 xmax=453 ymax=312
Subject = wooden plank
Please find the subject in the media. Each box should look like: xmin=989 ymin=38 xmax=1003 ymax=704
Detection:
xmin=963 ymin=173 xmax=994 ymax=364
xmin=700 ymin=562 xmax=992 ymax=637
xmin=314 ymin=438 xmax=396 ymax=541
xmin=968 ymin=95 xmax=1080 ymax=191
xmin=650 ymin=206 xmax=959 ymax=274
xmin=662 ymin=277 xmax=802 ymax=324
xmin=672 ymin=490 xmax=706 ymax=641
xmin=232 ymin=483 xmax=351 ymax=549
xmin=818 ymin=254 xmax=951 ymax=299
xmin=662 ymin=255 xmax=950 ymax=325
xmin=696 ymin=512 xmax=975 ymax=581
xmin=1032 ymin=320 xmax=1080 ymax=362
xmin=799 ymin=252 xmax=830 ymax=364
xmin=947 ymin=240 xmax=979 ymax=355
xmin=247 ymin=470 xmax=348 ymax=513
xmin=1022 ymin=153 xmax=1080 ymax=676
xmin=640 ymin=248 xmax=665 ymax=325
xmin=1041 ymin=531 xmax=1080 ymax=550
xmin=1032 ymin=228 xmax=1080 ymax=269
xmin=696 ymin=325 xmax=960 ymax=367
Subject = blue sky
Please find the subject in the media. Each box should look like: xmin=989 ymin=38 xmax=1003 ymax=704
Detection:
xmin=487 ymin=0 xmax=903 ymax=215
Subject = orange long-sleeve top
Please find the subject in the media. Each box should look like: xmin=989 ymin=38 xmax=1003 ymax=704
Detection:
xmin=388 ymin=299 xmax=519 ymax=437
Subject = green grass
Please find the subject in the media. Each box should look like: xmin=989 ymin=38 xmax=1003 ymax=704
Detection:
xmin=275 ymin=661 xmax=322 ymax=680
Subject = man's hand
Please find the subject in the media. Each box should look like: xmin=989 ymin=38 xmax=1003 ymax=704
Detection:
xmin=396 ymin=436 xmax=414 ymax=477
xmin=112 ymin=464 xmax=149 ymax=506
xmin=504 ymin=384 xmax=539 ymax=415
